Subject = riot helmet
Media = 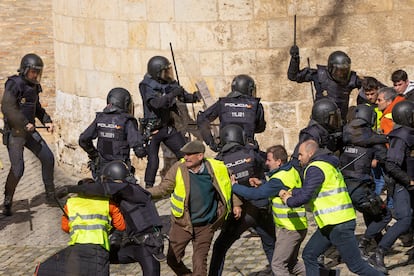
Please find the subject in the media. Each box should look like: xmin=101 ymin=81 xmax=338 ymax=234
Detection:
xmin=219 ymin=124 xmax=246 ymax=146
xmin=147 ymin=56 xmax=174 ymax=83
xmin=231 ymin=74 xmax=256 ymax=97
xmin=392 ymin=101 xmax=414 ymax=128
xmin=18 ymin=53 xmax=44 ymax=84
xmin=311 ymin=98 xmax=342 ymax=131
xmin=101 ymin=160 xmax=132 ymax=182
xmin=327 ymin=51 xmax=351 ymax=85
xmin=106 ymin=87 xmax=134 ymax=114
xmin=354 ymin=104 xmax=376 ymax=128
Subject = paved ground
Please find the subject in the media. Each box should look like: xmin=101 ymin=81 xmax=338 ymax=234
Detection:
xmin=1 ymin=132 xmax=414 ymax=275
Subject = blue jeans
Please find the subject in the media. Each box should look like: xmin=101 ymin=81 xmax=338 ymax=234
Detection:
xmin=379 ymin=184 xmax=412 ymax=250
xmin=302 ymin=219 xmax=383 ymax=276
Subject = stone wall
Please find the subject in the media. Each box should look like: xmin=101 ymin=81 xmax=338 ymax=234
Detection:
xmin=2 ymin=1 xmax=414 ymax=174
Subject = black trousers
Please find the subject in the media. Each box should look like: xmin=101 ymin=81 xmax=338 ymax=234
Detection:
xmin=110 ymin=244 xmax=160 ymax=276
xmin=209 ymin=203 xmax=275 ymax=276
xmin=144 ymin=126 xmax=186 ymax=187
xmin=5 ymin=131 xmax=54 ymax=199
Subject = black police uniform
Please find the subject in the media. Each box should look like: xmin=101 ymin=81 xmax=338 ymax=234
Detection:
xmin=79 ymin=107 xmax=145 ymax=178
xmin=209 ymin=143 xmax=275 ymax=276
xmin=340 ymin=118 xmax=391 ymax=250
xmin=292 ymin=119 xmax=343 ymax=163
xmin=197 ymin=91 xmax=266 ymax=150
xmin=288 ymin=63 xmax=361 ymax=121
xmin=139 ymin=74 xmax=198 ymax=187
xmin=65 ymin=178 xmax=165 ymax=276
xmin=1 ymin=74 xmax=55 ymax=206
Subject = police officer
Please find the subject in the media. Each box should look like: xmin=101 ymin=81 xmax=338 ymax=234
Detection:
xmin=55 ymin=161 xmax=165 ymax=276
xmin=339 ymin=104 xmax=391 ymax=259
xmin=1 ymin=53 xmax=55 ymax=216
xmin=209 ymin=124 xmax=275 ymax=275
xmin=197 ymin=74 xmax=266 ymax=152
xmin=292 ymin=98 xmax=343 ymax=169
xmin=288 ymin=46 xmax=361 ymax=121
xmin=369 ymin=101 xmax=414 ymax=274
xmin=139 ymin=56 xmax=200 ymax=188
xmin=79 ymin=87 xmax=146 ymax=179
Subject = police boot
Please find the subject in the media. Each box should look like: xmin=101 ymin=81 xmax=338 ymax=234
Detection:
xmin=45 ymin=190 xmax=59 ymax=207
xmin=358 ymin=236 xmax=371 ymax=260
xmin=369 ymin=247 xmax=388 ymax=274
xmin=3 ymin=195 xmax=13 ymax=216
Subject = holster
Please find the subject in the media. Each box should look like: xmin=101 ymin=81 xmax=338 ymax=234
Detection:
xmin=2 ymin=124 xmax=10 ymax=146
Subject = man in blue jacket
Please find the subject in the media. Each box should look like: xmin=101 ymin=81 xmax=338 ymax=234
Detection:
xmin=281 ymin=140 xmax=383 ymax=276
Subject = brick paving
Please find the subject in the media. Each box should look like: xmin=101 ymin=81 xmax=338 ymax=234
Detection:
xmin=1 ymin=136 xmax=414 ymax=275
xmin=1 ymin=1 xmax=414 ymax=276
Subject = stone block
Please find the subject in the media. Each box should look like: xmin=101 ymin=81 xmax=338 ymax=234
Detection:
xmin=268 ymin=19 xmax=291 ymax=48
xmin=85 ymin=19 xmax=105 ymax=46
xmin=105 ymin=20 xmax=128 ymax=48
xmin=187 ymin=23 xmax=231 ymax=50
xmin=119 ymin=0 xmax=147 ymax=20
xmin=79 ymin=0 xmax=119 ymax=20
xmin=230 ymin=21 xmax=268 ymax=49
xmin=223 ymin=50 xmax=257 ymax=75
xmin=254 ymin=0 xmax=288 ymax=19
xmin=200 ymin=52 xmax=223 ymax=76
xmin=147 ymin=0 xmax=174 ymax=21
xmin=128 ymin=22 xmax=148 ymax=49
xmin=218 ymin=0 xmax=253 ymax=21
xmin=175 ymin=0 xmax=218 ymax=22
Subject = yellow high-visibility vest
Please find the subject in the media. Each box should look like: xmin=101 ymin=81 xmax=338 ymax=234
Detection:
xmin=271 ymin=167 xmax=307 ymax=230
xmin=67 ymin=197 xmax=112 ymax=251
xmin=304 ymin=161 xmax=356 ymax=228
xmin=171 ymin=158 xmax=232 ymax=219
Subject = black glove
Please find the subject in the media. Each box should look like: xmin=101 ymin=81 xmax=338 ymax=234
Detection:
xmin=55 ymin=186 xmax=69 ymax=198
xmin=193 ymin=91 xmax=202 ymax=102
xmin=290 ymin=45 xmax=299 ymax=58
xmin=171 ymin=86 xmax=185 ymax=97
xmin=136 ymin=146 xmax=147 ymax=158
xmin=209 ymin=142 xmax=221 ymax=153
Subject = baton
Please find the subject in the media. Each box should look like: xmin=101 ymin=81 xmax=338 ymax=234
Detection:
xmin=340 ymin=151 xmax=367 ymax=171
xmin=169 ymin=42 xmax=180 ymax=86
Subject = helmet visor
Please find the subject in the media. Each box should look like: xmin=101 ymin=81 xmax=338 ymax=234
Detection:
xmin=25 ymin=67 xmax=43 ymax=84
xmin=331 ymin=64 xmax=350 ymax=84
xmin=328 ymin=109 xmax=343 ymax=130
xmin=160 ymin=65 xmax=175 ymax=83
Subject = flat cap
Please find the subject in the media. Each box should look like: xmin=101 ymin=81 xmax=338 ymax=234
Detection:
xmin=180 ymin=140 xmax=205 ymax=154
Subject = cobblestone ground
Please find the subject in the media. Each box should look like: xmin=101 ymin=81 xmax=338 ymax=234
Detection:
xmin=1 ymin=133 xmax=414 ymax=275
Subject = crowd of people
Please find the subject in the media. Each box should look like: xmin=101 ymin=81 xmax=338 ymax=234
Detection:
xmin=1 ymin=46 xmax=414 ymax=275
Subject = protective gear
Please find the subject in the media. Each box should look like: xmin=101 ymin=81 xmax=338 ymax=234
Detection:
xmin=219 ymin=124 xmax=245 ymax=146
xmin=218 ymin=97 xmax=260 ymax=141
xmin=327 ymin=51 xmax=351 ymax=85
xmin=5 ymin=75 xmax=50 ymax=127
xmin=101 ymin=160 xmax=130 ymax=182
xmin=392 ymin=100 xmax=414 ymax=128
xmin=289 ymin=45 xmax=299 ymax=58
xmin=18 ymin=53 xmax=43 ymax=84
xmin=94 ymin=112 xmax=135 ymax=162
xmin=106 ymin=87 xmax=133 ymax=114
xmin=147 ymin=56 xmax=172 ymax=82
xmin=311 ymin=98 xmax=342 ymax=132
xmin=354 ymin=104 xmax=376 ymax=128
xmin=171 ymin=86 xmax=185 ymax=98
xmin=340 ymin=146 xmax=370 ymax=179
xmin=209 ymin=142 xmax=221 ymax=153
xmin=231 ymin=74 xmax=256 ymax=97
xmin=221 ymin=148 xmax=255 ymax=186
